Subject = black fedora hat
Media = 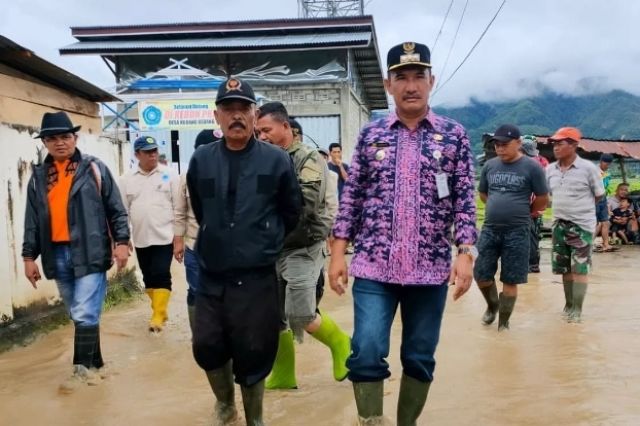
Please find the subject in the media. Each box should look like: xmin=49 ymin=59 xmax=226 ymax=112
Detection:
xmin=34 ymin=111 xmax=81 ymax=139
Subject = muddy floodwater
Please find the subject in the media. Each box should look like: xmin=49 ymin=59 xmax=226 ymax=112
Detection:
xmin=1 ymin=247 xmax=639 ymax=425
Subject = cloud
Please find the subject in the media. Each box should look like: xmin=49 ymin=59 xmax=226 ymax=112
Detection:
xmin=2 ymin=0 xmax=638 ymax=107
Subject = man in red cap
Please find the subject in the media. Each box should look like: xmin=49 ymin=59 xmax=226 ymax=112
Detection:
xmin=546 ymin=127 xmax=605 ymax=323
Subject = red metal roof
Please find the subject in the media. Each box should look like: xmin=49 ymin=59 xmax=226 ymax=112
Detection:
xmin=536 ymin=136 xmax=640 ymax=159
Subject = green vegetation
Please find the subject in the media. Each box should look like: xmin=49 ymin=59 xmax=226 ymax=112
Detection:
xmin=104 ymin=267 xmax=143 ymax=309
xmin=435 ymin=90 xmax=640 ymax=155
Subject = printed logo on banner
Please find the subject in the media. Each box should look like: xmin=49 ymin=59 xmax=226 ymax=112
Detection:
xmin=142 ymin=105 xmax=163 ymax=126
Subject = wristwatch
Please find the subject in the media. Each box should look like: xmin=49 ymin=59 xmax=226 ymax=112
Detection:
xmin=457 ymin=246 xmax=478 ymax=260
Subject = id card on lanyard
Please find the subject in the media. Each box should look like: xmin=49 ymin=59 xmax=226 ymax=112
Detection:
xmin=433 ymin=149 xmax=450 ymax=199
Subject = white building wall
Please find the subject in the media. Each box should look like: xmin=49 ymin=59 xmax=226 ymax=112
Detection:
xmin=0 ymin=124 xmax=131 ymax=323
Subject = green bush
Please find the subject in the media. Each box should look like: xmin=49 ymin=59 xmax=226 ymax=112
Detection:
xmin=104 ymin=267 xmax=142 ymax=310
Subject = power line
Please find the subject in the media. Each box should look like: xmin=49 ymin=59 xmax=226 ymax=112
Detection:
xmin=434 ymin=0 xmax=470 ymax=92
xmin=433 ymin=0 xmax=507 ymax=98
xmin=432 ymin=0 xmax=456 ymax=54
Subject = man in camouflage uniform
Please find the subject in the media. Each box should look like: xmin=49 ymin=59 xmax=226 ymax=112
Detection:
xmin=256 ymin=102 xmax=350 ymax=390
xmin=546 ymin=127 xmax=605 ymax=323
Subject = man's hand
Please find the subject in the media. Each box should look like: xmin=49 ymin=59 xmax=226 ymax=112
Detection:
xmin=328 ymin=254 xmax=349 ymax=296
xmin=113 ymin=244 xmax=129 ymax=272
xmin=173 ymin=236 xmax=185 ymax=264
xmin=24 ymin=260 xmax=41 ymax=289
xmin=449 ymin=254 xmax=473 ymax=301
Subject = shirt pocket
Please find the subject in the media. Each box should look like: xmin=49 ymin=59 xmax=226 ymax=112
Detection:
xmin=153 ymin=182 xmax=172 ymax=205
xmin=363 ymin=145 xmax=393 ymax=178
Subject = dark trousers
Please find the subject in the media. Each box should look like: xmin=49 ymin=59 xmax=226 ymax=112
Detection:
xmin=192 ymin=266 xmax=280 ymax=387
xmin=529 ymin=217 xmax=543 ymax=267
xmin=135 ymin=244 xmax=173 ymax=290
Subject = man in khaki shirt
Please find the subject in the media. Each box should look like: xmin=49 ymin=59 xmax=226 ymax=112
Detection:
xmin=119 ymin=136 xmax=181 ymax=332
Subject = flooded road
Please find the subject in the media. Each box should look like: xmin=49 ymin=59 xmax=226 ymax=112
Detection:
xmin=1 ymin=246 xmax=639 ymax=425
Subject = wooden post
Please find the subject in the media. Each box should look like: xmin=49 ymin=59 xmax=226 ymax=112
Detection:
xmin=618 ymin=157 xmax=627 ymax=184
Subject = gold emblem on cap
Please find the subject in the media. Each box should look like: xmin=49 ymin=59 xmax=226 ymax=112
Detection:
xmin=400 ymin=42 xmax=419 ymax=64
xmin=226 ymin=78 xmax=242 ymax=92
xmin=403 ymin=42 xmax=415 ymax=54
xmin=146 ymin=137 xmax=154 ymax=144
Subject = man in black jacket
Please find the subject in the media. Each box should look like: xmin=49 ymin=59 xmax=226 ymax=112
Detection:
xmin=187 ymin=78 xmax=302 ymax=425
xmin=22 ymin=111 xmax=130 ymax=394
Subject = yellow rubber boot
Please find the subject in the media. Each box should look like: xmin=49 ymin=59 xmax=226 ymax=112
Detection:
xmin=149 ymin=289 xmax=171 ymax=332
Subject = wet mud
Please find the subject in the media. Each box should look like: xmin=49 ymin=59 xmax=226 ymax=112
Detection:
xmin=1 ymin=247 xmax=638 ymax=425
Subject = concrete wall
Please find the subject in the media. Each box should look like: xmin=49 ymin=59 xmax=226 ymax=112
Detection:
xmin=256 ymin=82 xmax=371 ymax=161
xmin=0 ymin=124 xmax=131 ymax=324
xmin=0 ymin=71 xmax=131 ymax=324
xmin=339 ymin=86 xmax=371 ymax=162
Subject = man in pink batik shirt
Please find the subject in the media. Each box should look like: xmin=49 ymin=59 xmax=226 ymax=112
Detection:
xmin=329 ymin=41 xmax=477 ymax=426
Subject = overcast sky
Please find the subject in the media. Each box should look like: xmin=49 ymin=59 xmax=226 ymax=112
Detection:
xmin=2 ymin=0 xmax=638 ymax=107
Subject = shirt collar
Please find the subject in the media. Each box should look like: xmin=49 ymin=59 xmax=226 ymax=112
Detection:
xmin=554 ymin=155 xmax=582 ymax=170
xmin=136 ymin=165 xmax=160 ymax=176
xmin=385 ymin=108 xmax=436 ymax=130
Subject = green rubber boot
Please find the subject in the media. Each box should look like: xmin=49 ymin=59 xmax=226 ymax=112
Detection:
xmin=498 ymin=292 xmax=517 ymax=331
xmin=353 ymin=381 xmax=384 ymax=425
xmin=310 ymin=311 xmax=351 ymax=381
xmin=205 ymin=361 xmax=238 ymax=425
xmin=562 ymin=280 xmax=573 ymax=317
xmin=241 ymin=380 xmax=265 ymax=426
xmin=568 ymin=283 xmax=588 ymax=323
xmin=265 ymin=330 xmax=297 ymax=390
xmin=478 ymin=282 xmax=499 ymax=325
xmin=397 ymin=374 xmax=431 ymax=426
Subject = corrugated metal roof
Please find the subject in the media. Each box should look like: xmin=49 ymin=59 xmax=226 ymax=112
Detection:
xmin=60 ymin=32 xmax=372 ymax=54
xmin=70 ymin=16 xmax=375 ymax=38
xmin=61 ymin=16 xmax=387 ymax=109
xmin=0 ymin=35 xmax=118 ymax=102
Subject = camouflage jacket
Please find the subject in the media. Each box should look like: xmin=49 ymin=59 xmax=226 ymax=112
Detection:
xmin=285 ymin=141 xmax=332 ymax=249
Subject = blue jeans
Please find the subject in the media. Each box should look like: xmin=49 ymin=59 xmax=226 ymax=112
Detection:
xmin=184 ymin=247 xmax=200 ymax=306
xmin=53 ymin=244 xmax=107 ymax=326
xmin=347 ymin=278 xmax=448 ymax=383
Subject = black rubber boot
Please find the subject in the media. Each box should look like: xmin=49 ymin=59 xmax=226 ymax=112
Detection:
xmin=353 ymin=381 xmax=384 ymax=425
xmin=562 ymin=281 xmax=573 ymax=317
xmin=397 ymin=374 xmax=431 ymax=426
xmin=498 ymin=293 xmax=517 ymax=331
xmin=73 ymin=324 xmax=103 ymax=369
xmin=479 ymin=282 xmax=499 ymax=325
xmin=568 ymin=283 xmax=588 ymax=323
xmin=205 ymin=361 xmax=238 ymax=425
xmin=241 ymin=380 xmax=265 ymax=426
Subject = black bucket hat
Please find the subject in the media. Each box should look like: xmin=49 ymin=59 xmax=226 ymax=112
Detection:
xmin=34 ymin=111 xmax=81 ymax=139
